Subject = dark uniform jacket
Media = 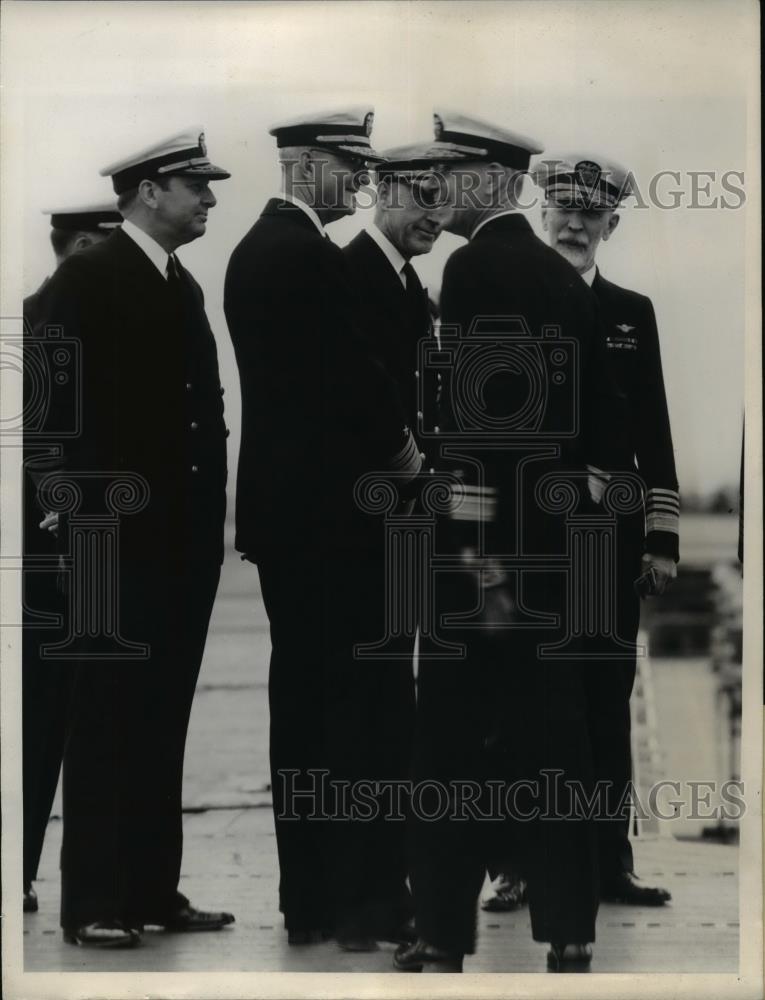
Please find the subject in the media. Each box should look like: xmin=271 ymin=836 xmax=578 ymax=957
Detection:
xmin=411 ymin=212 xmax=616 ymax=951
xmin=23 ymin=277 xmax=59 ymax=553
xmin=592 ymin=270 xmax=679 ymax=561
xmin=25 ymin=227 xmax=229 ymax=927
xmin=24 ymin=277 xmax=50 ymax=330
xmin=342 ymin=228 xmax=439 ymax=458
xmin=224 ymin=199 xmax=416 ymax=556
xmin=26 ymin=227 xmax=228 ymax=576
xmin=439 ymin=212 xmax=623 ymax=557
xmin=22 ymin=275 xmax=70 ymax=890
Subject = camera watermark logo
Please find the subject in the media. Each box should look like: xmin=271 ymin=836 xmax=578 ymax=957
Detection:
xmin=1 ymin=317 xmax=82 ymax=439
xmin=421 ymin=317 xmax=577 ymax=439
xmin=353 ymin=310 xmax=643 ymax=658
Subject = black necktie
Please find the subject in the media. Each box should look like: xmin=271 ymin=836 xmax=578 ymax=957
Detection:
xmin=402 ymin=261 xmax=419 ymax=293
xmin=166 ymin=253 xmax=188 ymax=326
xmin=402 ymin=262 xmax=430 ymax=328
xmin=166 ymin=253 xmax=181 ymax=286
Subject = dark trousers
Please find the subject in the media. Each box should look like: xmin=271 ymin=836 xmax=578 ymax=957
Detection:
xmin=22 ymin=569 xmax=73 ymax=886
xmin=488 ymin=518 xmax=643 ymax=889
xmin=256 ymin=543 xmax=415 ymax=937
xmin=60 ymin=559 xmax=220 ymax=928
xmin=588 ymin=520 xmax=642 ymax=884
xmin=409 ymin=571 xmax=598 ymax=954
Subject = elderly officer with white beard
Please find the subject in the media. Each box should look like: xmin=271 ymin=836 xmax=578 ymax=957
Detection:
xmin=536 ymin=154 xmax=677 ymax=905
xmin=481 ymin=154 xmax=678 ymax=918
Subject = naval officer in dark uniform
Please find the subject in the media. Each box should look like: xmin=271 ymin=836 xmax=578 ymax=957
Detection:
xmin=343 ymin=144 xmax=450 ymax=439
xmin=395 ymin=113 xmax=624 ymax=973
xmin=24 ymin=203 xmax=122 ymax=326
xmin=29 ymin=129 xmax=234 ymax=947
xmin=23 ymin=202 xmax=122 ymax=915
xmin=224 ymin=110 xmax=422 ymax=950
xmin=339 ymin=143 xmax=451 ymax=946
xmin=536 ymin=153 xmax=678 ymax=905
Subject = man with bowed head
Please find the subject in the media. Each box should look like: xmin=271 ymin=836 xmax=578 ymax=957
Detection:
xmin=395 ymin=111 xmax=624 ymax=974
xmin=343 ymin=143 xmax=453 ymax=471
xmin=225 ymin=109 xmax=423 ymax=952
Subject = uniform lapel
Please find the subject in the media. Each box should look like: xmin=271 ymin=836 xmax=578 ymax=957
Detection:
xmin=354 ymin=231 xmax=410 ymax=324
xmin=110 ymin=227 xmax=170 ymax=291
xmin=108 ymin=229 xmax=184 ymax=364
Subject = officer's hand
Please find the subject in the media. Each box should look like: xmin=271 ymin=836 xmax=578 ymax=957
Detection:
xmin=641 ymin=552 xmax=677 ymax=595
xmin=459 ymin=549 xmax=516 ymax=630
xmin=39 ymin=511 xmax=59 ymax=537
xmin=480 ymin=583 xmax=517 ymax=632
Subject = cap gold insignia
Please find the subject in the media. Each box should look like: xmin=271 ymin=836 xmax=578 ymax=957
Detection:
xmin=433 ymin=113 xmax=444 ymax=139
xmin=198 ymin=131 xmax=207 ymax=156
xmin=364 ymin=112 xmax=374 ymax=137
xmin=574 ymin=160 xmax=601 ymax=188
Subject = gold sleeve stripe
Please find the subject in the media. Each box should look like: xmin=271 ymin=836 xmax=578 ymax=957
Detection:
xmin=448 ymin=484 xmax=497 ymax=522
xmin=389 ymin=431 xmax=422 ymax=482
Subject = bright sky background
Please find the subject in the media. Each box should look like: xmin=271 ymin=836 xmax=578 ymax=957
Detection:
xmin=2 ymin=0 xmax=758 ymax=496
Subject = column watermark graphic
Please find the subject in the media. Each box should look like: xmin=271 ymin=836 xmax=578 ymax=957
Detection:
xmin=3 ymin=316 xmax=154 ymax=657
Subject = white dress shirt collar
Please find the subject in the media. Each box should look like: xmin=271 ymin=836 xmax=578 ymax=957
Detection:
xmin=580 ymin=264 xmax=597 ymax=287
xmin=366 ymin=224 xmax=408 ymax=286
xmin=120 ymin=218 xmax=172 ymax=279
xmin=279 ymin=192 xmax=326 ymax=237
xmin=470 ymin=208 xmax=518 ymax=240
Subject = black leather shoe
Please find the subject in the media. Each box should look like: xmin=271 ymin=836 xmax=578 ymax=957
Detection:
xmin=393 ymin=938 xmax=463 ymax=972
xmin=601 ymin=872 xmax=671 ymax=906
xmin=162 ymin=903 xmax=235 ymax=932
xmin=547 ymin=942 xmax=592 ymax=971
xmin=23 ymin=883 xmax=38 ymax=913
xmin=481 ymin=874 xmax=527 ymax=912
xmin=63 ymin=922 xmax=141 ymax=948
